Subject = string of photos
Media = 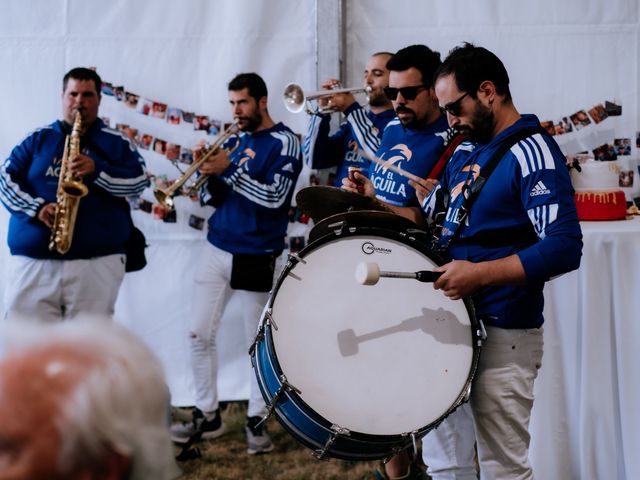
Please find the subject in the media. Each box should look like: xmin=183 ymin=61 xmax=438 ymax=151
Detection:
xmin=99 ymin=79 xmax=311 ymax=233
xmin=540 ymin=100 xmax=633 ymax=161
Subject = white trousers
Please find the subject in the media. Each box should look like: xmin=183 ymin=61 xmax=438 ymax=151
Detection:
xmin=422 ymin=326 xmax=544 ymax=480
xmin=189 ymin=243 xmax=268 ymax=418
xmin=3 ymin=254 xmax=126 ymax=323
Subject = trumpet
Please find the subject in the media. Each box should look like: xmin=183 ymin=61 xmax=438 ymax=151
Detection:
xmin=283 ymin=83 xmax=371 ymax=114
xmin=154 ymin=121 xmax=240 ymax=209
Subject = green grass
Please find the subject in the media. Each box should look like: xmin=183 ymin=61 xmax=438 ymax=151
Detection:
xmin=173 ymin=402 xmax=389 ymax=480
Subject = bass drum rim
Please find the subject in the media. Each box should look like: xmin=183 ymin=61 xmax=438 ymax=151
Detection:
xmin=253 ymin=222 xmax=481 ymax=460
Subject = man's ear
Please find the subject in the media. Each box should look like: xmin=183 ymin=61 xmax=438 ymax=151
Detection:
xmin=259 ymin=96 xmax=268 ymax=111
xmin=477 ymin=80 xmax=497 ymax=105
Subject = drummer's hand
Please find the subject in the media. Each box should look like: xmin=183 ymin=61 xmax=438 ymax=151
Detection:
xmin=341 ymin=171 xmax=374 ymax=198
xmin=410 ymin=178 xmax=439 ymax=205
xmin=433 ymin=260 xmax=484 ymax=300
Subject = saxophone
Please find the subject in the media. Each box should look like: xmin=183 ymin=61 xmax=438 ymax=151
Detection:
xmin=48 ymin=110 xmax=89 ymax=254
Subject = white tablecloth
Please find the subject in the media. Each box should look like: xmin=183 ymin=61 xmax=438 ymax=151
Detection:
xmin=530 ymin=216 xmax=640 ymax=480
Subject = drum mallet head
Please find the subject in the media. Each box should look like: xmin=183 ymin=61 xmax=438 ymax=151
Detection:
xmin=355 ymin=262 xmax=443 ymax=285
xmin=355 ymin=262 xmax=381 ymax=285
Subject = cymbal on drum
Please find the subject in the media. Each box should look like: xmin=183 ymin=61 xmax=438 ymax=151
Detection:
xmin=296 ymin=186 xmax=391 ymax=223
xmin=308 ymin=210 xmax=425 ymax=244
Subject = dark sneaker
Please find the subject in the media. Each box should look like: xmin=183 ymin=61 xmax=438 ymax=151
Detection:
xmin=245 ymin=416 xmax=274 ymax=454
xmin=171 ymin=408 xmax=225 ymax=444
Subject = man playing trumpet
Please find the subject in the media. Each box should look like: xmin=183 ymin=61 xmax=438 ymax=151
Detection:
xmin=0 ymin=67 xmax=149 ymax=323
xmin=302 ymin=52 xmax=396 ymax=186
xmin=169 ymin=73 xmax=302 ymax=455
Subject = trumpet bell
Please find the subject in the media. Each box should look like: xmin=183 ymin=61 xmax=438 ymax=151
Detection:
xmin=283 ymin=83 xmax=371 ymax=114
xmin=154 ymin=188 xmax=175 ymax=210
xmin=283 ymin=83 xmax=306 ymax=114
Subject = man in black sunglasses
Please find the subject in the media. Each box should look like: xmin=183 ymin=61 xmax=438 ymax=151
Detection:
xmin=416 ymin=43 xmax=582 ymax=480
xmin=341 ymin=45 xmax=462 ymax=480
xmin=342 ymin=44 xmax=460 ymax=228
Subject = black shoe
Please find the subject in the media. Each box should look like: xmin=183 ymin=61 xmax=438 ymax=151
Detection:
xmin=171 ymin=408 xmax=225 ymax=444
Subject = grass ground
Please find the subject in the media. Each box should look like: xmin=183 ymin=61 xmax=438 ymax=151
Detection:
xmin=173 ymin=402 xmax=424 ymax=480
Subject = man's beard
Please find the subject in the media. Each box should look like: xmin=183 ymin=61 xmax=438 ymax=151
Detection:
xmin=368 ymin=89 xmax=388 ymax=108
xmin=239 ymin=111 xmax=262 ymax=132
xmin=459 ymin=102 xmax=495 ymax=144
xmin=395 ymin=105 xmax=420 ymax=129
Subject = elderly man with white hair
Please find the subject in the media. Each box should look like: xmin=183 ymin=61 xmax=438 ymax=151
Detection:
xmin=0 ymin=320 xmax=180 ymax=480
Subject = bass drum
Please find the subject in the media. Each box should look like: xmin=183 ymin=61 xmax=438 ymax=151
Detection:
xmin=251 ymin=212 xmax=481 ymax=460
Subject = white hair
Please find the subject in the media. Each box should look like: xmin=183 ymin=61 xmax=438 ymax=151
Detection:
xmin=0 ymin=320 xmax=180 ymax=480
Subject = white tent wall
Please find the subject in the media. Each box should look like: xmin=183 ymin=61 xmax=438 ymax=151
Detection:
xmin=345 ymin=0 xmax=640 ymax=156
xmin=1 ymin=2 xmax=639 ymax=476
xmin=0 ymin=0 xmax=317 ymax=406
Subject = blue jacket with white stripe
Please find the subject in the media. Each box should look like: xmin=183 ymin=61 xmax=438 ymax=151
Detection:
xmin=202 ymin=122 xmax=302 ymax=255
xmin=345 ymin=109 xmax=456 ymax=207
xmin=421 ymin=114 xmax=582 ymax=328
xmin=302 ymin=103 xmax=395 ymax=185
xmin=0 ymin=118 xmax=149 ymax=259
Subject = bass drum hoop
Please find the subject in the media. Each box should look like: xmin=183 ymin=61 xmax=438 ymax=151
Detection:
xmin=253 ymin=224 xmax=480 ymax=460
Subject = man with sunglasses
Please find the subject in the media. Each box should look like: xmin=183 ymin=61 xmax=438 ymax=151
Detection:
xmin=343 ymin=44 xmax=458 ymax=227
xmin=302 ymin=52 xmax=395 ymax=186
xmin=416 ymin=43 xmax=582 ymax=480
xmin=340 ymin=45 xmax=458 ymax=480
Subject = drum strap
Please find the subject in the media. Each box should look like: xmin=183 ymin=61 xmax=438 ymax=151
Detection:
xmin=432 ymin=126 xmax=545 ymax=251
xmin=427 ymin=131 xmax=467 ymax=179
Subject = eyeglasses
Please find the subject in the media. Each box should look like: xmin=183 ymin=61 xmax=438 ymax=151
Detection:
xmin=383 ymin=85 xmax=427 ymax=101
xmin=440 ymin=92 xmax=469 ymax=117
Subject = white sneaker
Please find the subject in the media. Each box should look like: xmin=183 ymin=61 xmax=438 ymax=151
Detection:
xmin=245 ymin=416 xmax=274 ymax=454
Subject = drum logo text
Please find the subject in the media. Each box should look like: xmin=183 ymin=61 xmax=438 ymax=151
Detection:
xmin=361 ymin=241 xmax=392 ymax=255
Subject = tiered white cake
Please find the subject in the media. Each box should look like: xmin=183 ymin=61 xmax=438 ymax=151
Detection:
xmin=570 ymin=160 xmax=626 ymax=221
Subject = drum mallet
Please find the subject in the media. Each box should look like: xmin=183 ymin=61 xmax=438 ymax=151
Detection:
xmin=355 ymin=261 xmax=442 ymax=286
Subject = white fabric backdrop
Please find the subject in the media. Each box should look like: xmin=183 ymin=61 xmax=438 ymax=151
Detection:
xmin=345 ymin=0 xmax=640 ymax=157
xmin=0 ymin=0 xmax=317 ymax=405
xmin=531 ymin=218 xmax=640 ymax=480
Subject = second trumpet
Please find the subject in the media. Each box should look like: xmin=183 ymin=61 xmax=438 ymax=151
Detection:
xmin=283 ymin=83 xmax=371 ymax=114
xmin=154 ymin=121 xmax=240 ymax=209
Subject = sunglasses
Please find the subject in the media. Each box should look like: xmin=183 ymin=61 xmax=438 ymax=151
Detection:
xmin=383 ymin=85 xmax=427 ymax=101
xmin=440 ymin=92 xmax=469 ymax=117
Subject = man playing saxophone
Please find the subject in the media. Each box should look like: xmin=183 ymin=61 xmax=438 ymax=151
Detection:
xmin=0 ymin=67 xmax=149 ymax=323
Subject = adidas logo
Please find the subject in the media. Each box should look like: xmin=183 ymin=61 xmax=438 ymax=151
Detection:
xmin=530 ymin=180 xmax=551 ymax=197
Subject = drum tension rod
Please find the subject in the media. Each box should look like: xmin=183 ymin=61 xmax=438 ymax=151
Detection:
xmin=477 ymin=319 xmax=487 ymax=345
xmin=259 ymin=374 xmax=302 ymax=428
xmin=264 ymin=307 xmax=278 ymax=331
xmin=287 ymin=252 xmax=307 ymax=266
xmin=463 ymin=383 xmax=472 ymax=403
xmin=248 ymin=308 xmax=275 ymax=356
xmin=313 ymin=424 xmax=351 ymax=460
xmin=383 ymin=430 xmax=421 ymax=462
xmin=248 ymin=327 xmax=263 ymax=356
xmin=411 ymin=431 xmax=419 ymax=458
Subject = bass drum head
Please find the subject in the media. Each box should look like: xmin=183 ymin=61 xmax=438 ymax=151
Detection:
xmin=270 ymin=231 xmax=476 ymax=436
